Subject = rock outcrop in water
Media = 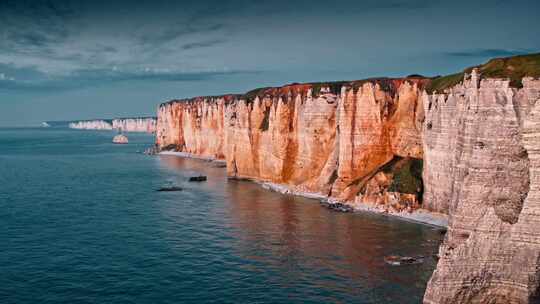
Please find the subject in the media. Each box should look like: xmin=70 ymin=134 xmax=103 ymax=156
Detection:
xmin=69 ymin=117 xmax=156 ymax=133
xmin=155 ymin=53 xmax=540 ymax=303
xmin=112 ymin=134 xmax=128 ymax=144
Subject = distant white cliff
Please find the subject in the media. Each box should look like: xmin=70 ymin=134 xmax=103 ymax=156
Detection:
xmin=112 ymin=117 xmax=156 ymax=133
xmin=68 ymin=117 xmax=156 ymax=133
xmin=69 ymin=120 xmax=113 ymax=130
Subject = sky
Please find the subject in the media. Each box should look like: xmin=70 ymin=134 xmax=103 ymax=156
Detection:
xmin=0 ymin=0 xmax=539 ymax=126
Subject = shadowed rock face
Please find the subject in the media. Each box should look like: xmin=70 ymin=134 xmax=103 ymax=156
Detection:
xmin=423 ymin=71 xmax=540 ymax=303
xmin=156 ymin=79 xmax=429 ymax=212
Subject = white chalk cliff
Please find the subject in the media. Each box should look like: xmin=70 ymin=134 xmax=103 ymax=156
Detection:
xmin=69 ymin=117 xmax=156 ymax=133
xmin=154 ymin=54 xmax=540 ymax=303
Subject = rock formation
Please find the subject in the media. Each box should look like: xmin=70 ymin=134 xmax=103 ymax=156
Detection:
xmin=154 ymin=53 xmax=540 ymax=303
xmin=156 ymin=96 xmax=234 ymax=159
xmin=112 ymin=134 xmax=128 ymax=144
xmin=157 ymin=79 xmax=429 ymax=213
xmin=423 ymin=69 xmax=540 ymax=303
xmin=69 ymin=119 xmax=113 ymax=130
xmin=112 ymin=117 xmax=157 ymax=133
xmin=69 ymin=117 xmax=156 ymax=132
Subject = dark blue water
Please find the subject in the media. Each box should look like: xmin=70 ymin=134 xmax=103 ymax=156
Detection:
xmin=0 ymin=128 xmax=443 ymax=304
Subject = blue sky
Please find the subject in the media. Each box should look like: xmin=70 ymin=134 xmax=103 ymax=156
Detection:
xmin=1 ymin=0 xmax=539 ymax=126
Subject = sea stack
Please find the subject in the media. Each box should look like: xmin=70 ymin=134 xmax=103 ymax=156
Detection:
xmin=112 ymin=134 xmax=128 ymax=144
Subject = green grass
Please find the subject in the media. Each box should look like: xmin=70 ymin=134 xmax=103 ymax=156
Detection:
xmin=310 ymin=81 xmax=349 ymax=96
xmin=243 ymin=82 xmax=349 ymax=102
xmin=386 ymin=158 xmax=423 ymax=195
xmin=243 ymin=87 xmax=271 ymax=102
xmin=477 ymin=53 xmax=540 ymax=87
xmin=426 ymin=72 xmax=464 ymax=94
xmin=426 ymin=53 xmax=540 ymax=93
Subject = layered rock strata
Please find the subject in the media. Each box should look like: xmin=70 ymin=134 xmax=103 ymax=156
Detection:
xmin=156 ymin=95 xmax=235 ymax=159
xmin=423 ymin=72 xmax=540 ymax=303
xmin=155 ymin=53 xmax=540 ymax=303
xmin=157 ymin=79 xmax=429 ymax=213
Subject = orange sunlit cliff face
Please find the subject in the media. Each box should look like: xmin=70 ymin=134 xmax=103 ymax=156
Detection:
xmin=157 ymin=78 xmax=429 ymax=213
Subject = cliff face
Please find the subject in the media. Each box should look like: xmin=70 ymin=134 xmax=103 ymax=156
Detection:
xmin=69 ymin=117 xmax=156 ymax=132
xmin=112 ymin=117 xmax=156 ymax=133
xmin=157 ymin=79 xmax=429 ymax=212
xmin=156 ymin=96 xmax=234 ymax=159
xmin=423 ymin=72 xmax=540 ymax=303
xmin=69 ymin=120 xmax=112 ymax=130
xmin=155 ymin=53 xmax=540 ymax=303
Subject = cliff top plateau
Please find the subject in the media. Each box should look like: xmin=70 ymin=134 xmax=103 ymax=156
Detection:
xmin=161 ymin=53 xmax=540 ymax=106
xmin=427 ymin=52 xmax=540 ymax=93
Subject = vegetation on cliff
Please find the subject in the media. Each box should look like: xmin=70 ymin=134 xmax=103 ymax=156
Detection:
xmin=159 ymin=53 xmax=540 ymax=105
xmin=379 ymin=157 xmax=424 ymax=197
xmin=242 ymin=77 xmax=429 ymax=102
xmin=427 ymin=53 xmax=540 ymax=93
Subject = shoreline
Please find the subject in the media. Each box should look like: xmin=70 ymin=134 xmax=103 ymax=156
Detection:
xmin=158 ymin=150 xmax=448 ymax=228
xmin=258 ymin=181 xmax=448 ymax=228
xmin=158 ymin=150 xmax=227 ymax=164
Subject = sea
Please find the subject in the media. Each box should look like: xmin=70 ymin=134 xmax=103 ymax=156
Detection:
xmin=0 ymin=127 xmax=443 ymax=303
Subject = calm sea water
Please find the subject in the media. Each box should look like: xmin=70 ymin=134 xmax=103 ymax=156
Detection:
xmin=0 ymin=128 xmax=443 ymax=304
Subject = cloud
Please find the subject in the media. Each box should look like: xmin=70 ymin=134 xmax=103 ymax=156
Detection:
xmin=139 ymin=23 xmax=226 ymax=46
xmin=71 ymin=67 xmax=254 ymax=82
xmin=181 ymin=39 xmax=227 ymax=50
xmin=0 ymin=63 xmax=260 ymax=92
xmin=0 ymin=0 xmax=76 ymax=50
xmin=0 ymin=0 xmax=240 ymax=81
xmin=366 ymin=0 xmax=433 ymax=10
xmin=445 ymin=48 xmax=534 ymax=58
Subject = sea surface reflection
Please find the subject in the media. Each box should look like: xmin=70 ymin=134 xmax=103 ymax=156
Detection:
xmin=1 ymin=128 xmax=443 ymax=304
xmin=158 ymin=155 xmax=443 ymax=303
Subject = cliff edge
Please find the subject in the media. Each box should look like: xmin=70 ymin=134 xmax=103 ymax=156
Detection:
xmin=155 ymin=53 xmax=540 ymax=303
xmin=156 ymin=78 xmax=430 ymax=214
xmin=423 ymin=55 xmax=540 ymax=303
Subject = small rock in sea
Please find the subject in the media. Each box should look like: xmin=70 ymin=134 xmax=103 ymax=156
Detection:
xmin=189 ymin=175 xmax=207 ymax=182
xmin=320 ymin=200 xmax=354 ymax=213
xmin=156 ymin=186 xmax=183 ymax=192
xmin=384 ymin=255 xmax=425 ymax=266
xmin=144 ymin=145 xmax=159 ymax=155
xmin=113 ymin=134 xmax=128 ymax=144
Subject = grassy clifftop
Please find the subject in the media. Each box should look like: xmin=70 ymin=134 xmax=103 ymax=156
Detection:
xmin=427 ymin=53 xmax=540 ymax=93
xmin=242 ymin=77 xmax=430 ymax=102
xmin=160 ymin=53 xmax=540 ymax=105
